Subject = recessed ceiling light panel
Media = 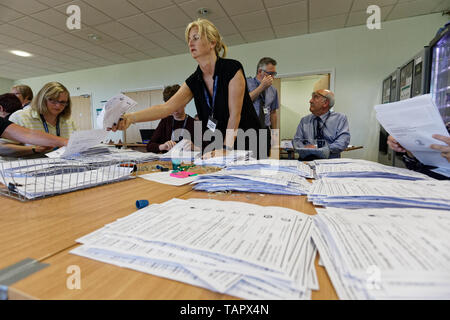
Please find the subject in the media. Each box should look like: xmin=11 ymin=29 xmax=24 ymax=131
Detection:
xmin=10 ymin=50 xmax=32 ymax=57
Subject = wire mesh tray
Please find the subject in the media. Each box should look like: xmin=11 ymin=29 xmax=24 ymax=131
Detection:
xmin=0 ymin=158 xmax=137 ymax=201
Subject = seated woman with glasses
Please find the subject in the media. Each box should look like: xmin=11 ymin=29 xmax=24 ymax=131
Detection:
xmin=5 ymin=82 xmax=76 ymax=157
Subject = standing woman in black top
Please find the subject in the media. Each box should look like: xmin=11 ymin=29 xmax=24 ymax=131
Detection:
xmin=111 ymin=18 xmax=263 ymax=158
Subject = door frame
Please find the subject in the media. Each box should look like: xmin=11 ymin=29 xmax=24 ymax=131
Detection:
xmin=277 ymin=68 xmax=335 ymax=92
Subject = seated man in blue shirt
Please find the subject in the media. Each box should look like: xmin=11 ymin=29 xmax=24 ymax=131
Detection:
xmin=293 ymin=89 xmax=350 ymax=160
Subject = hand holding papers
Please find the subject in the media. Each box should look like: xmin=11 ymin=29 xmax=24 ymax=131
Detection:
xmin=375 ymin=94 xmax=450 ymax=169
xmin=103 ymin=94 xmax=137 ymax=129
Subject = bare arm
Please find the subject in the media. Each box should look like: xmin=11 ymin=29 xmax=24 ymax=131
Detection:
xmin=2 ymin=124 xmax=68 ymax=147
xmin=0 ymin=143 xmax=53 ymax=157
xmin=112 ymin=83 xmax=193 ymax=131
xmin=225 ymin=69 xmax=245 ymax=149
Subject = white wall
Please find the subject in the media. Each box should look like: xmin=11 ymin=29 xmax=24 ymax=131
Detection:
xmin=16 ymin=13 xmax=448 ymax=159
xmin=0 ymin=77 xmax=13 ymax=94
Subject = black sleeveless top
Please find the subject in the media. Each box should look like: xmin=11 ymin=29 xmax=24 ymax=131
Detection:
xmin=185 ymin=57 xmax=262 ymax=139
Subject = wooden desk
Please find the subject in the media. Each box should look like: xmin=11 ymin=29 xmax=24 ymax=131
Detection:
xmin=3 ymin=165 xmax=338 ymax=300
xmin=0 ymin=177 xmax=192 ymax=271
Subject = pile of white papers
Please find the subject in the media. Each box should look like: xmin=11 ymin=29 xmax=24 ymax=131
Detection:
xmin=71 ymin=198 xmax=318 ymax=299
xmin=194 ymin=150 xmax=253 ymax=167
xmin=138 ymin=171 xmax=198 ymax=186
xmin=308 ymin=177 xmax=450 ymax=210
xmin=0 ymin=158 xmax=134 ymax=199
xmin=192 ymin=160 xmax=313 ymax=195
xmin=313 ymin=207 xmax=450 ymax=299
xmin=312 ymin=158 xmax=431 ymax=180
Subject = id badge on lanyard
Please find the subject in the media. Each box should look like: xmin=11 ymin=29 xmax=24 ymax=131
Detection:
xmin=204 ymin=75 xmax=218 ymax=132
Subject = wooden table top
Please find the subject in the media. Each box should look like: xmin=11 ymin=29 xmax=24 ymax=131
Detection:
xmin=2 ymin=163 xmax=338 ymax=300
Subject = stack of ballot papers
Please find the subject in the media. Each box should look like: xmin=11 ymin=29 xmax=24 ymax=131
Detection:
xmin=312 ymin=158 xmax=431 ymax=180
xmin=308 ymin=177 xmax=450 ymax=210
xmin=312 ymin=207 xmax=450 ymax=299
xmin=71 ymin=198 xmax=319 ymax=299
xmin=192 ymin=160 xmax=312 ymax=195
xmin=226 ymin=159 xmax=314 ymax=178
xmin=194 ymin=150 xmax=253 ymax=167
xmin=0 ymin=158 xmax=134 ymax=199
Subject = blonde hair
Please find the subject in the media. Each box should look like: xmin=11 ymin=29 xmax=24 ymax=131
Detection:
xmin=32 ymin=82 xmax=72 ymax=119
xmin=185 ymin=18 xmax=228 ymax=58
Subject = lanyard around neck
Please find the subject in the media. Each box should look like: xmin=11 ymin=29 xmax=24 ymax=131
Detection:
xmin=40 ymin=114 xmax=60 ymax=136
xmin=203 ymin=75 xmax=219 ymax=116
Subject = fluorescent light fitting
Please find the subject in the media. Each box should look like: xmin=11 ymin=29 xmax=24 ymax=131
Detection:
xmin=10 ymin=50 xmax=32 ymax=57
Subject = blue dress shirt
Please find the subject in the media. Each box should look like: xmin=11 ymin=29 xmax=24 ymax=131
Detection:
xmin=246 ymin=77 xmax=279 ymax=128
xmin=293 ymin=111 xmax=350 ymax=158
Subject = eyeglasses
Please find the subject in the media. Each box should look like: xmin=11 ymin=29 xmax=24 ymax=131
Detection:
xmin=311 ymin=92 xmax=328 ymax=100
xmin=47 ymin=98 xmax=69 ymax=107
xmin=261 ymin=69 xmax=277 ymax=77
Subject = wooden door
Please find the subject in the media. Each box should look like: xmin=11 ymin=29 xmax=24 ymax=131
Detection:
xmin=123 ymin=89 xmax=163 ymax=143
xmin=71 ymin=95 xmax=92 ymax=131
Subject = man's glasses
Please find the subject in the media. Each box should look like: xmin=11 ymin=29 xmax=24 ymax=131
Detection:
xmin=261 ymin=69 xmax=277 ymax=77
xmin=47 ymin=98 xmax=69 ymax=107
xmin=311 ymin=92 xmax=327 ymax=100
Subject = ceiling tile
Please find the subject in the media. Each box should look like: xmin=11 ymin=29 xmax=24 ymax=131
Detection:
xmin=273 ymin=20 xmax=308 ymax=38
xmin=346 ymin=5 xmax=393 ymax=27
xmin=267 ymin=1 xmax=307 ymax=25
xmin=351 ymin=0 xmax=397 ymax=12
xmin=231 ymin=10 xmax=271 ymax=32
xmin=52 ymin=32 xmax=96 ymax=49
xmin=0 ymin=0 xmax=48 ymax=15
xmin=263 ymin=0 xmax=301 ymax=8
xmin=127 ymin=0 xmax=173 ymax=11
xmin=118 ymin=13 xmax=163 ymax=35
xmin=54 ymin=0 xmax=113 ymax=26
xmin=31 ymin=8 xmax=69 ymax=31
xmin=387 ymin=0 xmax=446 ymax=20
xmin=147 ymin=5 xmax=192 ymax=29
xmin=309 ymin=14 xmax=347 ymax=33
xmin=178 ymin=0 xmax=227 ymax=20
xmin=68 ymin=26 xmax=117 ymax=45
xmin=146 ymin=47 xmax=172 ymax=58
xmin=100 ymin=41 xmax=139 ymax=55
xmin=433 ymin=0 xmax=450 ymax=12
xmin=207 ymin=17 xmax=239 ymax=36
xmin=122 ymin=51 xmax=151 ymax=61
xmin=0 ymin=33 xmax=25 ymax=46
xmin=219 ymin=0 xmax=264 ymax=16
xmin=145 ymin=30 xmax=186 ymax=50
xmin=94 ymin=21 xmax=139 ymax=40
xmin=310 ymin=0 xmax=353 ymax=19
xmin=83 ymin=0 xmax=141 ymax=19
xmin=223 ymin=33 xmax=245 ymax=46
xmin=0 ymin=5 xmax=24 ymax=22
xmin=0 ymin=24 xmax=43 ymax=42
xmin=37 ymin=0 xmax=73 ymax=6
xmin=10 ymin=17 xmax=65 ymax=36
xmin=121 ymin=35 xmax=159 ymax=51
xmin=241 ymin=27 xmax=275 ymax=43
xmin=63 ymin=48 xmax=102 ymax=61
